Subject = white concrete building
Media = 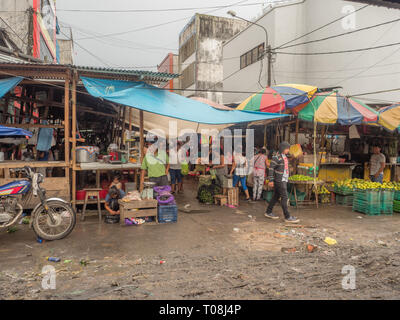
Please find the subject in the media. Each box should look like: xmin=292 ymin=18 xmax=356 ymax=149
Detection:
xmin=223 ymin=0 xmax=400 ymax=106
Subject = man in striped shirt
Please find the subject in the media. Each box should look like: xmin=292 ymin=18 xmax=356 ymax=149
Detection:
xmin=264 ymin=141 xmax=299 ymax=223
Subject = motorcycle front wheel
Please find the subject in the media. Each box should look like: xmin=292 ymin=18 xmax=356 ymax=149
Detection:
xmin=32 ymin=200 xmax=76 ymax=241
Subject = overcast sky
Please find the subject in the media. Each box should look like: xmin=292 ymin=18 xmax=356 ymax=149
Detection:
xmin=56 ymin=0 xmax=272 ymax=70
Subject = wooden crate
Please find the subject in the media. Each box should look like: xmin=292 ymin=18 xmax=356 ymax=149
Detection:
xmin=226 ymin=187 xmax=239 ymax=206
xmin=118 ymin=199 xmax=158 ymax=225
xmin=214 ymin=194 xmax=228 ymax=206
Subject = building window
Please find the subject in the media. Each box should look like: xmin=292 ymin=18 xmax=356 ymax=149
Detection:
xmin=240 ymin=43 xmax=265 ymax=69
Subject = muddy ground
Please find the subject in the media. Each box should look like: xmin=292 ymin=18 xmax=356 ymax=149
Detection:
xmin=1 ymin=180 xmax=400 ymax=300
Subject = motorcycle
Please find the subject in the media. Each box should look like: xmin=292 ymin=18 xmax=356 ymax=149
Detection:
xmin=0 ymin=166 xmax=76 ymax=240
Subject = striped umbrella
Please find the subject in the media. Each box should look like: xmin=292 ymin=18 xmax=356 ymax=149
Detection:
xmin=298 ymin=92 xmax=379 ymax=125
xmin=236 ymin=84 xmax=318 ymax=113
xmin=377 ymin=103 xmax=400 ymax=131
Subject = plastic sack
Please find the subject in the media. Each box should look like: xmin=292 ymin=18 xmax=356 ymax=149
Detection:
xmin=122 ymin=190 xmax=142 ymax=202
xmin=181 ymin=162 xmax=189 ymax=176
xmin=289 ymin=144 xmax=303 ymax=158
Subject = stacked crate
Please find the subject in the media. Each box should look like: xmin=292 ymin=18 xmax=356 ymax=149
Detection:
xmin=352 ymin=189 xmax=381 ymax=216
xmin=393 ymin=191 xmax=400 ymax=213
xmin=381 ymin=190 xmax=394 ymax=215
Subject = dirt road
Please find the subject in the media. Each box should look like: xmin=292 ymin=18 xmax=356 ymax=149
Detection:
xmin=1 ymin=191 xmax=400 ymax=300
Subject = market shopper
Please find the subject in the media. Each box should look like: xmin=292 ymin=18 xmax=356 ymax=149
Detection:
xmin=253 ymin=148 xmax=269 ymax=201
xmin=370 ymin=145 xmax=385 ymax=183
xmin=265 ymin=141 xmax=299 ymax=223
xmin=212 ymin=149 xmax=228 ymax=187
xmin=230 ymin=150 xmax=251 ymax=202
xmin=169 ymin=142 xmax=184 ymax=194
xmin=140 ymin=141 xmax=170 ymax=191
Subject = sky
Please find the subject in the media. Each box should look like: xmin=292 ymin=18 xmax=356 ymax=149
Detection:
xmin=56 ymin=0 xmax=274 ymax=70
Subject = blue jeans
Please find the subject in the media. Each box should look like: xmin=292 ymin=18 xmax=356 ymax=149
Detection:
xmin=370 ymin=174 xmax=383 ymax=183
xmin=170 ymin=169 xmax=182 ymax=184
xmin=233 ymin=174 xmax=248 ymax=191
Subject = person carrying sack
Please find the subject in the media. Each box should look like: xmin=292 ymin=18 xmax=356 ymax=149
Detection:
xmin=264 ymin=141 xmax=299 ymax=223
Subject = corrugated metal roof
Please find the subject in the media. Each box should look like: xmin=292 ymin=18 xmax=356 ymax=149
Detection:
xmin=0 ymin=62 xmax=179 ymax=82
xmin=346 ymin=0 xmax=400 ymax=9
xmin=74 ymin=65 xmax=179 ymax=80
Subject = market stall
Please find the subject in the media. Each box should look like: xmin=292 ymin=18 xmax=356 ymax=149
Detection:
xmin=0 ymin=63 xmax=179 ymax=211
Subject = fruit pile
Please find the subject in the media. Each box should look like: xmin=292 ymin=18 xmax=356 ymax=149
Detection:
xmin=316 ymin=186 xmax=330 ymax=195
xmin=289 ymin=175 xmax=314 ymax=182
xmin=334 ymin=179 xmax=400 ymax=191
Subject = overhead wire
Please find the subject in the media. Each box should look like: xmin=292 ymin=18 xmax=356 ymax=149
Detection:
xmin=273 ymin=4 xmax=369 ymax=49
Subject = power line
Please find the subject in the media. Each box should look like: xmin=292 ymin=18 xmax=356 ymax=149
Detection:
xmin=56 ymin=2 xmax=266 ymax=13
xmin=273 ymin=4 xmax=369 ymax=50
xmin=334 ymin=43 xmax=400 ymax=86
xmin=278 ymin=17 xmax=400 ymax=50
xmin=72 ymin=0 xmax=251 ymax=40
xmin=275 ymin=41 xmax=400 ymax=55
xmin=0 ymin=16 xmax=28 ymax=45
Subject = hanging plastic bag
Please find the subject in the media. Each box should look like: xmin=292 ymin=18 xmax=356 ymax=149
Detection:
xmin=181 ymin=162 xmax=189 ymax=176
xmin=289 ymin=144 xmax=303 ymax=158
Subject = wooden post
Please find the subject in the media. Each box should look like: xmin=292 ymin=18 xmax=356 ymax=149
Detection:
xmin=128 ymin=107 xmax=132 ymax=135
xmin=71 ymin=71 xmax=77 ymax=210
xmin=2 ymin=94 xmax=9 ymax=123
xmin=295 ymin=118 xmax=299 ymax=144
xmin=139 ymin=110 xmax=144 ymax=162
xmin=64 ymin=70 xmax=71 ymax=199
xmin=263 ymin=124 xmax=267 ymax=148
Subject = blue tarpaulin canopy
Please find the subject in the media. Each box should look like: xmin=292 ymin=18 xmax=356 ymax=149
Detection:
xmin=0 ymin=125 xmax=32 ymax=137
xmin=81 ymin=77 xmax=288 ymax=128
xmin=0 ymin=77 xmax=23 ymax=99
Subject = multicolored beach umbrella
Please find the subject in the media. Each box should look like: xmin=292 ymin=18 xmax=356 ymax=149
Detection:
xmin=298 ymin=92 xmax=379 ymax=125
xmin=236 ymin=84 xmax=318 ymax=113
xmin=377 ymin=103 xmax=400 ymax=131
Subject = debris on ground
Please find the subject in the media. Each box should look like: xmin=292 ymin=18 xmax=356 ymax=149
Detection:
xmin=306 ymin=244 xmax=318 ymax=253
xmin=6 ymin=226 xmax=18 ymax=233
xmin=324 ymin=237 xmax=337 ymax=245
xmin=80 ymin=259 xmax=88 ymax=266
xmin=281 ymin=247 xmax=297 ymax=253
xmin=233 ymin=228 xmax=240 ymax=232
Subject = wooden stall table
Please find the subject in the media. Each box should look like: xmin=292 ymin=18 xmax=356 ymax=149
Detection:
xmin=288 ymin=180 xmax=325 ymax=208
xmin=118 ymin=198 xmax=158 ymax=225
xmin=72 ymin=162 xmax=141 ymax=208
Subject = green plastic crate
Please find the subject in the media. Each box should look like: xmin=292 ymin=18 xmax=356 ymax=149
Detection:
xmin=263 ymin=190 xmax=274 ymax=203
xmin=334 ymin=186 xmax=354 ymax=196
xmin=394 ymin=191 xmax=400 ymax=201
xmin=352 ymin=199 xmax=381 ymax=216
xmin=336 ymin=194 xmax=354 ymax=206
xmin=289 ymin=190 xmax=306 ymax=207
xmin=394 ymin=200 xmax=400 ymax=212
xmin=353 ymin=189 xmax=381 ymax=202
xmin=381 ymin=190 xmax=394 ymax=203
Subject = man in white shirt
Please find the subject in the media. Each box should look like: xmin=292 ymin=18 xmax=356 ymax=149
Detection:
xmin=370 ymin=145 xmax=385 ymax=183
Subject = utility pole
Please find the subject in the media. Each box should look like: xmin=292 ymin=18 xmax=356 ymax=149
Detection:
xmin=228 ymin=11 xmax=272 ymax=147
xmin=227 ymin=10 xmax=271 ymax=87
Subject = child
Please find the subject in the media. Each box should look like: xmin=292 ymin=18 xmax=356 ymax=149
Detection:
xmin=110 ymin=175 xmax=123 ymax=191
xmin=105 ymin=186 xmax=122 ymax=216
